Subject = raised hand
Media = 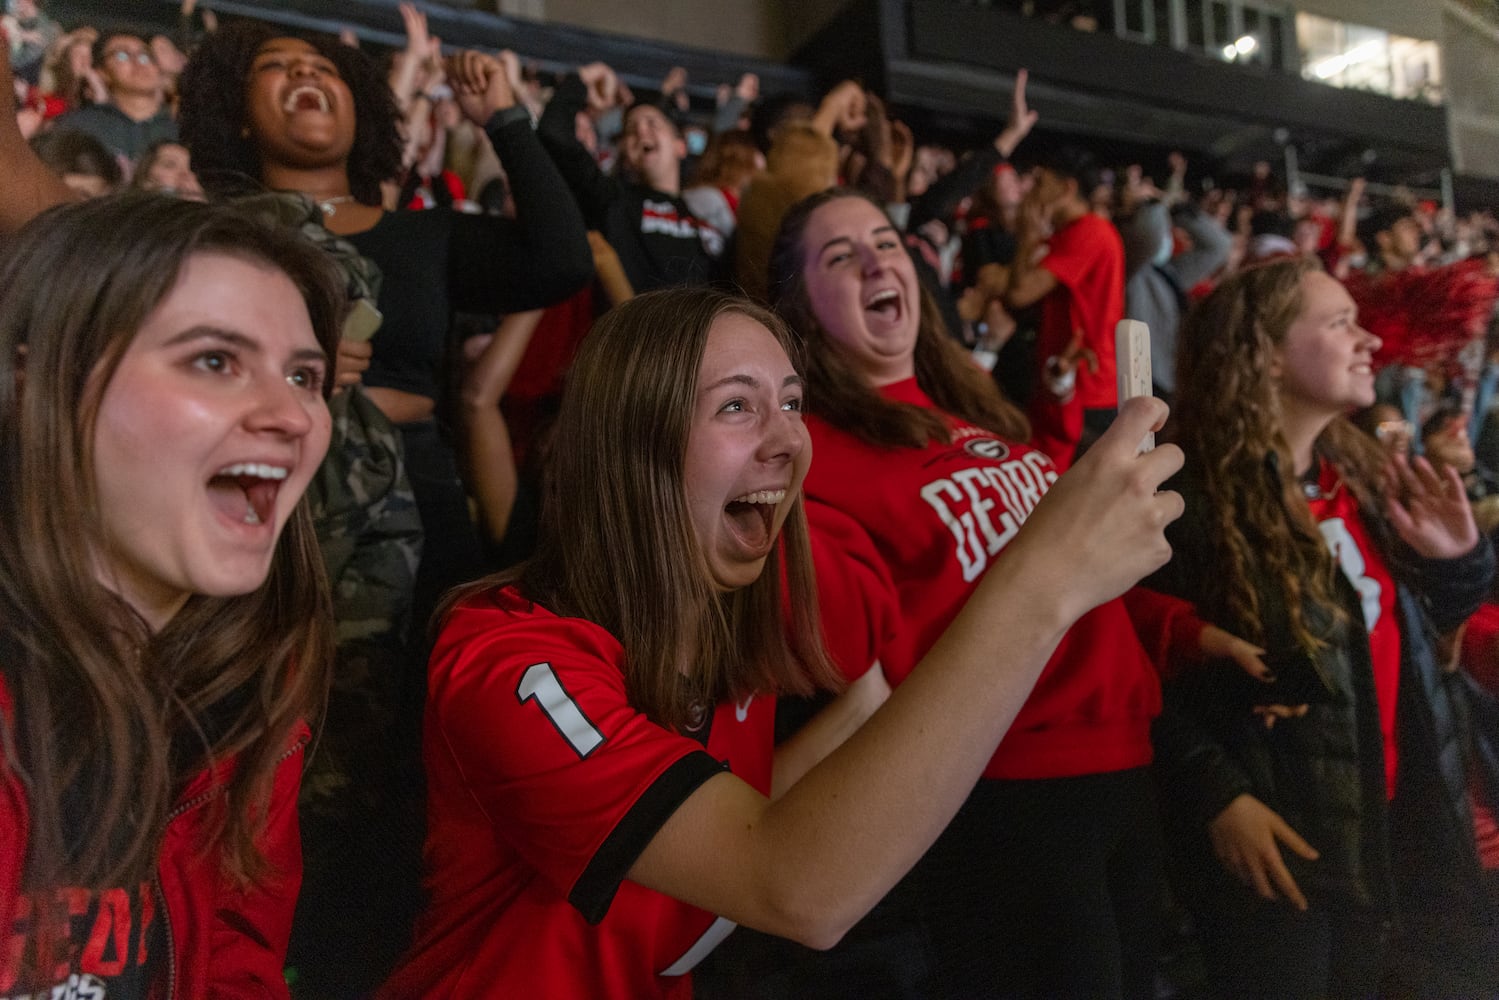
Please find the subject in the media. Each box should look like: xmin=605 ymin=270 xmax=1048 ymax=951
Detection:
xmin=661 ymin=66 xmax=689 ymax=112
xmin=578 ymin=61 xmax=623 ymax=113
xmin=1003 ymin=397 xmax=1183 ymax=623
xmin=734 ymin=72 xmax=759 ymax=104
xmin=812 ymin=80 xmax=868 ymax=138
xmin=497 ymin=49 xmax=525 ymax=95
xmin=399 ymin=2 xmax=431 ymax=60
xmin=995 ymin=67 xmax=1038 ymax=158
xmin=1386 ymin=453 xmax=1480 ymax=560
xmin=445 ymin=50 xmax=517 ymax=124
xmin=1209 ymin=793 xmax=1319 ymax=910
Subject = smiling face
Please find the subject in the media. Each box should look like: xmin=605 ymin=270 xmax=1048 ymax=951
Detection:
xmin=89 ymin=252 xmax=332 ymax=630
xmin=798 ymin=195 xmax=921 ymax=386
xmin=619 ymin=104 xmax=685 ymax=193
xmin=683 ymin=312 xmax=811 ymax=592
xmin=141 ymin=143 xmax=205 ymax=200
xmin=243 ymin=37 xmax=356 ymax=170
xmin=1272 ymin=270 xmax=1382 ymax=424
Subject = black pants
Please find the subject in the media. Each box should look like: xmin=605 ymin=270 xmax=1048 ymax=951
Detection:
xmin=694 ymin=867 xmax=935 ymax=1000
xmin=1382 ymin=869 xmax=1499 ymax=1000
xmin=1188 ymin=886 xmax=1385 ymax=1000
xmin=922 ymin=767 xmax=1164 ymax=1000
xmin=398 ymin=419 xmax=484 ymax=641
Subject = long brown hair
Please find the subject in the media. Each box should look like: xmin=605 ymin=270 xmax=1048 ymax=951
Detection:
xmin=0 ymin=193 xmax=343 ymax=890
xmin=768 ymin=188 xmax=1029 ymax=448
xmin=444 ymin=288 xmax=840 ymax=731
xmin=1173 ymin=255 xmax=1387 ymax=651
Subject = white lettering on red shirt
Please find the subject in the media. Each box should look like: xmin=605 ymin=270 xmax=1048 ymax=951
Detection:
xmin=920 ymin=447 xmax=1057 ymax=581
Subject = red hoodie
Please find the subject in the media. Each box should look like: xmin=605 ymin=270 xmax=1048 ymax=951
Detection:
xmin=805 ymin=377 xmax=1202 ymax=779
xmin=0 ymin=679 xmax=307 ymax=1000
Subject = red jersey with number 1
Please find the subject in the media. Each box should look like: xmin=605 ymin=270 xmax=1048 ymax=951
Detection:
xmin=380 ymin=587 xmax=773 ymax=999
xmin=1305 ymin=459 xmax=1402 ymax=799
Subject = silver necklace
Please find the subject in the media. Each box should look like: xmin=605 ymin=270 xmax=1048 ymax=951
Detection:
xmin=316 ymin=195 xmax=356 ymax=217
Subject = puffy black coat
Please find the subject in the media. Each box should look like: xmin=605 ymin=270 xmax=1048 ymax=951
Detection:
xmin=1148 ymin=454 xmax=1496 ymax=928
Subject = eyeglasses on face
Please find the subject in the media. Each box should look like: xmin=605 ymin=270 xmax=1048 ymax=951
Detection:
xmin=105 ymin=49 xmax=155 ymax=66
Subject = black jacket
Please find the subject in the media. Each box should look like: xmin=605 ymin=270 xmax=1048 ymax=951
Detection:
xmin=1148 ymin=454 xmax=1496 ymax=926
xmin=537 ymin=75 xmax=720 ymax=293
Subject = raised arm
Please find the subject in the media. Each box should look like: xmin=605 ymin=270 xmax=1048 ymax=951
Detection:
xmin=628 ymin=398 xmax=1183 ymax=947
xmin=444 ymin=51 xmax=593 ymax=312
xmin=536 ymin=64 xmax=628 ymax=225
xmin=0 ymin=40 xmax=76 ymax=233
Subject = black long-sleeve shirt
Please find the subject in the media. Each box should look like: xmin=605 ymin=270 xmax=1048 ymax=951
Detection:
xmin=355 ymin=110 xmax=593 ymax=401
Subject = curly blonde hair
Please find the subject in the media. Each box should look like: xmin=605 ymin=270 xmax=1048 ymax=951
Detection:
xmin=1173 ymin=256 xmax=1387 ymax=652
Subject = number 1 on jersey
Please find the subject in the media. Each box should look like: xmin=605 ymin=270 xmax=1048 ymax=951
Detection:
xmin=517 ymin=662 xmax=606 ymax=758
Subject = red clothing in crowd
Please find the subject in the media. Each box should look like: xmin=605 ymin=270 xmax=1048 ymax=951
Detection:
xmin=1461 ymin=601 xmax=1499 ymax=868
xmin=0 ymin=680 xmax=308 ymax=1000
xmin=1029 ymin=212 xmax=1125 ymax=471
xmin=382 ymin=587 xmax=773 ymax=999
xmin=805 ymin=377 xmax=1201 ymax=781
xmin=1305 ymin=458 xmax=1402 ymax=799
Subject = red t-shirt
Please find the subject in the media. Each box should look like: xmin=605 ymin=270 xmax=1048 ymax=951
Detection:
xmin=1305 ymin=459 xmax=1402 ymax=799
xmin=382 ymin=588 xmax=773 ymax=999
xmin=1028 ymin=213 xmax=1125 ymax=469
xmin=1460 ymin=603 xmax=1499 ymax=867
xmin=805 ymin=378 xmax=1199 ymax=780
xmin=1 ymin=881 xmax=162 ymax=999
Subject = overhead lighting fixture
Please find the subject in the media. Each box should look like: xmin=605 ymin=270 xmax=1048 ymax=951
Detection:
xmin=1311 ymin=38 xmax=1384 ymax=79
xmin=1223 ymin=34 xmax=1259 ymax=61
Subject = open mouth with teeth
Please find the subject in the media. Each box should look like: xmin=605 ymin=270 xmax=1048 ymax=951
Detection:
xmin=207 ymin=462 xmax=289 ymax=527
xmin=723 ymin=488 xmax=787 ymax=553
xmin=283 ymin=85 xmax=331 ymax=113
xmin=865 ymin=288 xmax=903 ymax=323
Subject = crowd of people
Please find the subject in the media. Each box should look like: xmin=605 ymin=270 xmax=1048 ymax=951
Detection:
xmin=3 ymin=1 xmax=1499 ymax=998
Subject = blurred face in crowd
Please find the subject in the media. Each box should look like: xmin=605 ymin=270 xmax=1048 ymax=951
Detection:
xmin=683 ymin=312 xmax=810 ymax=592
xmin=1379 ymin=215 xmax=1424 ymax=263
xmin=140 ymin=143 xmax=205 ymax=201
xmin=798 ymin=195 xmax=920 ymax=386
xmin=1271 ymin=270 xmax=1381 ymax=422
xmin=1294 ymin=216 xmax=1323 ymax=255
xmin=1026 ymin=166 xmax=1079 ymax=223
xmin=994 ymin=163 xmax=1025 ymax=210
xmin=908 ymin=146 xmax=952 ymax=199
xmin=90 ymin=253 xmax=332 ymax=630
xmin=619 ymin=104 xmax=685 ymax=192
xmin=244 ymin=37 xmax=357 ymax=170
xmin=67 ymin=37 xmax=94 ymax=77
xmin=99 ymin=35 xmax=161 ymax=100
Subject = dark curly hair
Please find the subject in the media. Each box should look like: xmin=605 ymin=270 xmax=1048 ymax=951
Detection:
xmin=177 ymin=20 xmax=403 ymax=205
xmin=1174 ymin=255 xmax=1387 ymax=653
